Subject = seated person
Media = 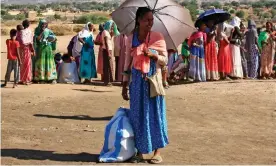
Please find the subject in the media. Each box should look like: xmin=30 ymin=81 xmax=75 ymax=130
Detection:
xmin=57 ymin=53 xmax=80 ymax=84
xmin=169 ymin=54 xmax=189 ymax=83
xmin=54 ymin=53 xmax=63 ymax=71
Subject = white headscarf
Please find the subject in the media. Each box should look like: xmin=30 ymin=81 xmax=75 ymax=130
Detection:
xmin=78 ymin=22 xmax=93 ymax=38
xmin=230 ymin=16 xmax=241 ymax=28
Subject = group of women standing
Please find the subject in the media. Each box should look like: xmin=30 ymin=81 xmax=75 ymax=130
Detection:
xmin=187 ymin=16 xmax=276 ymax=82
xmin=15 ymin=19 xmax=57 ymax=85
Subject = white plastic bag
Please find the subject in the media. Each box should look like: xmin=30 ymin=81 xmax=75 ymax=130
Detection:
xmin=99 ymin=107 xmax=136 ymax=163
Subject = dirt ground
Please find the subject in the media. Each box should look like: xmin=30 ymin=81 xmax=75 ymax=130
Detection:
xmin=1 ymin=35 xmax=276 ymax=165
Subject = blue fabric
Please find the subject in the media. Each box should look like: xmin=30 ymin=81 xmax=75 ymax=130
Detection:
xmin=189 ymin=45 xmax=206 ymax=81
xmin=128 ymin=32 xmax=168 ymax=153
xmin=79 ymin=35 xmax=97 ymax=79
xmin=109 ymin=118 xmax=124 ymax=161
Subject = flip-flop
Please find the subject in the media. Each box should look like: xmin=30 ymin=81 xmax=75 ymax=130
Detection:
xmin=150 ymin=155 xmax=163 ymax=164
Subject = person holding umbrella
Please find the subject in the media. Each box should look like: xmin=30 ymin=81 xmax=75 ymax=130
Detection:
xmin=122 ymin=7 xmax=168 ymax=164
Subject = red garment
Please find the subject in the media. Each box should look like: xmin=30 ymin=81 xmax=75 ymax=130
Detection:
xmin=20 ymin=45 xmax=32 ymax=83
xmin=205 ymin=40 xmax=218 ymax=71
xmin=218 ymin=40 xmax=232 ymax=74
xmin=6 ymin=39 xmax=20 ymax=60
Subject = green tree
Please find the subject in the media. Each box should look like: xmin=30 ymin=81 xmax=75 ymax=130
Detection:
xmin=223 ymin=6 xmax=230 ymax=11
xmin=54 ymin=13 xmax=61 ymax=21
xmin=231 ymin=1 xmax=239 ymax=7
xmin=263 ymin=12 xmax=272 ymax=19
xmin=270 ymin=9 xmax=276 ymax=18
xmin=254 ymin=8 xmax=262 ymax=16
xmin=211 ymin=1 xmax=222 ymax=9
xmin=236 ymin=10 xmax=245 ymax=19
xmin=230 ymin=9 xmax=235 ymax=14
xmin=186 ymin=0 xmax=198 ymax=21
xmin=1 ymin=10 xmax=7 ymax=15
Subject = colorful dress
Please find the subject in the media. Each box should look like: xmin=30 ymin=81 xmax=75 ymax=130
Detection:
xmin=116 ymin=34 xmax=128 ymax=82
xmin=33 ymin=20 xmax=57 ymax=81
xmin=259 ymin=31 xmax=275 ymax=77
xmin=18 ymin=28 xmax=33 ymax=83
xmin=205 ymin=31 xmax=219 ymax=80
xmin=188 ymin=31 xmax=206 ymax=82
xmin=124 ymin=31 xmax=169 ymax=154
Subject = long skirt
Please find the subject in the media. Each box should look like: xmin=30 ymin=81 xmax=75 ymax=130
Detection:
xmin=115 ymin=56 xmax=119 ymax=81
xmin=240 ymin=48 xmax=248 ymax=78
xmin=79 ymin=47 xmax=97 ymax=79
xmin=34 ymin=44 xmax=57 ymax=81
xmin=218 ymin=40 xmax=232 ymax=74
xmin=20 ymin=45 xmax=32 ymax=83
xmin=189 ymin=46 xmax=206 ymax=81
xmin=103 ymin=49 xmax=114 ymax=84
xmin=230 ymin=44 xmax=243 ymax=78
xmin=260 ymin=42 xmax=274 ymax=76
xmin=129 ymin=59 xmax=168 ymax=154
xmin=205 ymin=40 xmax=219 ymax=80
xmin=97 ymin=47 xmax=104 ymax=75
xmin=247 ymin=45 xmax=260 ymax=78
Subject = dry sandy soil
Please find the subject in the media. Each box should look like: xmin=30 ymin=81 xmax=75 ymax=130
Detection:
xmin=1 ymin=34 xmax=276 ymax=165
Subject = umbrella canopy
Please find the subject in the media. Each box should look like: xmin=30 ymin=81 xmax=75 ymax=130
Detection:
xmin=195 ymin=9 xmax=230 ymax=28
xmin=111 ymin=0 xmax=196 ymax=50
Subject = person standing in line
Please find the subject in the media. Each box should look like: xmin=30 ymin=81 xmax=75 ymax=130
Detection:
xmin=78 ymin=22 xmax=97 ymax=84
xmin=115 ymin=33 xmax=128 ymax=83
xmin=188 ymin=20 xmax=207 ymax=82
xmin=95 ymin=24 xmax=105 ymax=81
xmin=259 ymin=22 xmax=276 ymax=79
xmin=33 ymin=19 xmax=57 ymax=83
xmin=205 ymin=21 xmax=219 ymax=81
xmin=17 ymin=20 xmax=35 ymax=85
xmin=2 ymin=29 xmax=21 ymax=88
xmin=229 ymin=16 xmax=244 ymax=79
xmin=244 ymin=20 xmax=260 ymax=79
xmin=102 ymin=20 xmax=120 ymax=86
xmin=217 ymin=23 xmax=232 ymax=80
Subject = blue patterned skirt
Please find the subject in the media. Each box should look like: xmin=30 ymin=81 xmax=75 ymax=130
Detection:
xmin=128 ymin=60 xmax=169 ymax=154
xmin=189 ymin=46 xmax=206 ymax=81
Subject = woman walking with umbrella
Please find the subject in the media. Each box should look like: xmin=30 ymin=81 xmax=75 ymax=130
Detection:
xmin=122 ymin=7 xmax=168 ymax=164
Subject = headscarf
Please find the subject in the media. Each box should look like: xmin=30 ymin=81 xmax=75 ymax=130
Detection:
xmin=258 ymin=31 xmax=269 ymax=50
xmin=104 ymin=20 xmax=120 ymax=36
xmin=230 ymin=16 xmax=241 ymax=28
xmin=245 ymin=20 xmax=258 ymax=51
xmin=99 ymin=23 xmax=104 ymax=32
xmin=248 ymin=20 xmax=256 ymax=30
xmin=78 ymin=22 xmax=93 ymax=38
xmin=34 ymin=19 xmax=47 ymax=36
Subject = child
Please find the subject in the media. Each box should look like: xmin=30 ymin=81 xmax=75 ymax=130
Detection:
xmin=2 ymin=29 xmax=21 ymax=88
xmin=57 ymin=53 xmax=80 ymax=84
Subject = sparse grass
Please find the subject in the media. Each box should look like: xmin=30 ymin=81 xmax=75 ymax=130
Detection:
xmin=49 ymin=25 xmax=73 ymax=36
xmin=1 ymin=28 xmax=10 ymax=35
xmin=1 ymin=20 xmax=21 ymax=27
xmin=73 ymin=25 xmax=83 ymax=33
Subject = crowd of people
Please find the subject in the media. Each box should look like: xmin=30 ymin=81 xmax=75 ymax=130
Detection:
xmin=3 ymin=16 xmax=276 ymax=89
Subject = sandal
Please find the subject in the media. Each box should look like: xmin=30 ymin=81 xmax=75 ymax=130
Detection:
xmin=150 ymin=155 xmax=163 ymax=164
xmin=129 ymin=155 xmax=145 ymax=163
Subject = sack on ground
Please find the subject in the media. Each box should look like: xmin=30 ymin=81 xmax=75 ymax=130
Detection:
xmin=99 ymin=107 xmax=136 ymax=163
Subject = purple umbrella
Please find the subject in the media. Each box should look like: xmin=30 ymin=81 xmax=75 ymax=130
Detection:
xmin=111 ymin=0 xmax=196 ymax=50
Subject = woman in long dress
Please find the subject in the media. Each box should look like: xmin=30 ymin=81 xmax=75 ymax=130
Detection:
xmin=101 ymin=20 xmax=119 ymax=86
xmin=121 ymin=7 xmax=168 ymax=164
xmin=244 ymin=20 xmax=260 ymax=79
xmin=188 ymin=21 xmax=207 ymax=82
xmin=18 ymin=20 xmax=35 ymax=85
xmin=217 ymin=23 xmax=232 ymax=80
xmin=33 ymin=19 xmax=57 ymax=83
xmin=95 ymin=24 xmax=105 ymax=81
xmin=78 ymin=22 xmax=97 ymax=83
xmin=258 ymin=21 xmax=276 ymax=79
xmin=229 ymin=16 xmax=243 ymax=79
xmin=205 ymin=25 xmax=219 ymax=81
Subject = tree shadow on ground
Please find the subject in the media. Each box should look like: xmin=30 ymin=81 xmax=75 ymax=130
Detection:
xmin=1 ymin=148 xmax=99 ymax=163
xmin=33 ymin=114 xmax=112 ymax=121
